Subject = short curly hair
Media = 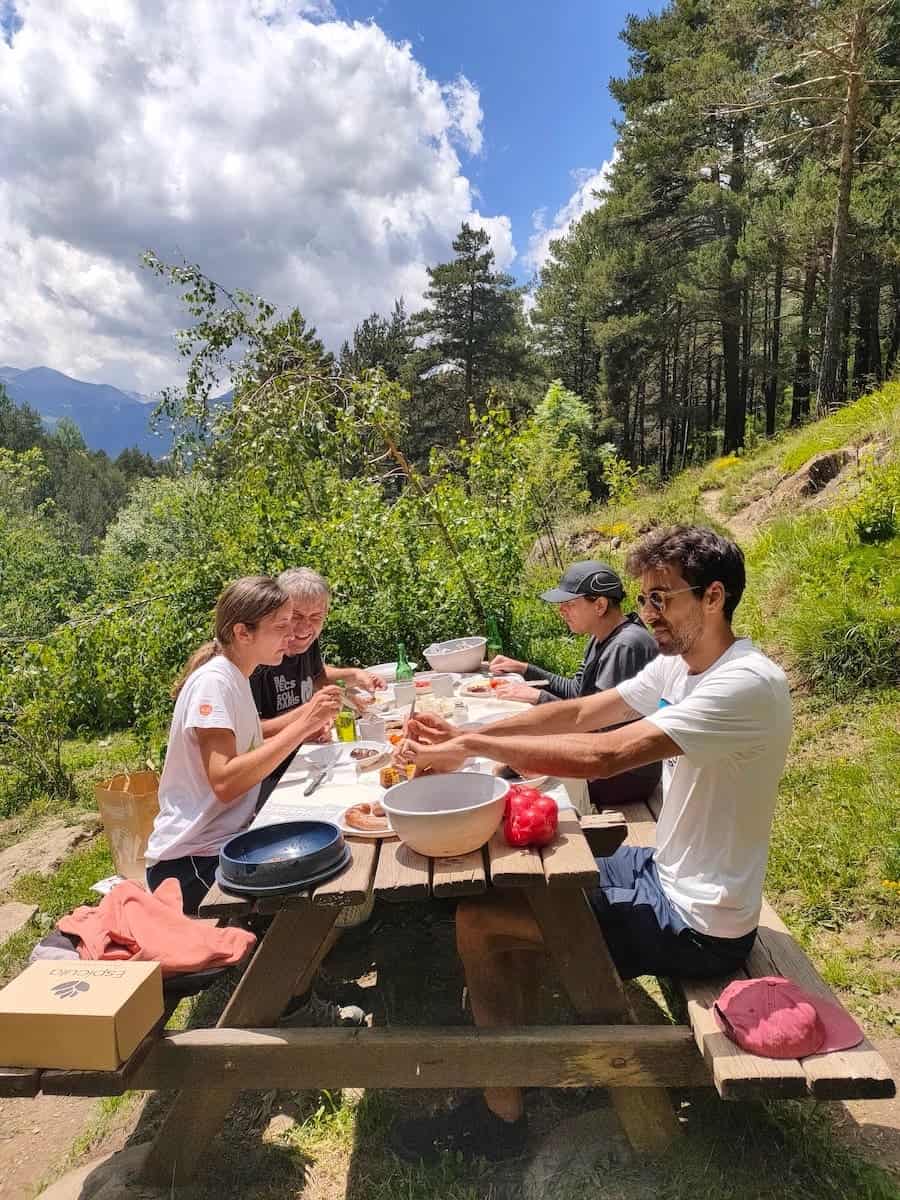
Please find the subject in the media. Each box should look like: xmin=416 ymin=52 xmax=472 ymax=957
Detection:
xmin=625 ymin=525 xmax=746 ymax=621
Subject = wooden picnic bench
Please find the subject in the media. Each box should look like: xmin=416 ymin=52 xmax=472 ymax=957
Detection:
xmin=1 ymin=797 xmax=894 ymax=1188
xmin=620 ymin=787 xmax=896 ymax=1103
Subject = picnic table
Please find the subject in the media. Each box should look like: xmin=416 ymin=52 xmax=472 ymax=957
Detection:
xmin=2 ymin=692 xmax=894 ymax=1187
xmin=130 ymin=741 xmax=689 ymax=1185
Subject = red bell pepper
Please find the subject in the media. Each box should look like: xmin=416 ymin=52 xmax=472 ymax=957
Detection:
xmin=503 ymin=784 xmax=558 ymax=848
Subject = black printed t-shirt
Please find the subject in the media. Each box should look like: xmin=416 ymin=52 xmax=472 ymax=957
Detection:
xmin=250 ymin=641 xmax=325 ymax=787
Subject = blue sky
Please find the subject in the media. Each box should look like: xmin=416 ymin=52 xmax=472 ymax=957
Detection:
xmin=1 ymin=0 xmax=666 ymax=389
xmin=336 ymin=0 xmax=664 ymax=280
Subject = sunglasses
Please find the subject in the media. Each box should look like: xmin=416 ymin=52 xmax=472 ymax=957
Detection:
xmin=635 ymin=585 xmax=702 ymax=613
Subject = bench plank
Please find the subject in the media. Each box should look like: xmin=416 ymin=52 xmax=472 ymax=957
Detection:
xmin=486 ymin=830 xmax=545 ymax=887
xmin=540 ymin=811 xmax=600 ymax=889
xmin=41 ymin=1019 xmax=165 ymax=1097
xmin=431 ymin=848 xmax=487 ymax=898
xmin=0 ymin=1066 xmax=42 ymax=1098
xmin=682 ymin=974 xmax=808 ymax=1100
xmin=134 ymin=1024 xmax=710 ymax=1092
xmin=373 ymin=838 xmax=430 ymax=900
xmin=751 ymin=901 xmax=895 ymax=1100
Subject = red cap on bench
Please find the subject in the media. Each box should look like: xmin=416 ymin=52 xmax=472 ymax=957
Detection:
xmin=713 ymin=976 xmax=864 ymax=1059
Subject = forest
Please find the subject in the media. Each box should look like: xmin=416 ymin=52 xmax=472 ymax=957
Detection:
xmin=0 ymin=0 xmax=897 ymax=820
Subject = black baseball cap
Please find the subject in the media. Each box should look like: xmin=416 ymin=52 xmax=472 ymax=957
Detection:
xmin=540 ymin=560 xmax=625 ymax=604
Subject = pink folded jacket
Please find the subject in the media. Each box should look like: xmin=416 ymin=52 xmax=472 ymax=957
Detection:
xmin=58 ymin=878 xmax=256 ymax=977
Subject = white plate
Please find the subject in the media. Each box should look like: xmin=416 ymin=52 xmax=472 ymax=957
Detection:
xmin=340 ymin=801 xmax=398 ymax=839
xmin=301 ymin=740 xmax=391 ymax=771
xmin=458 ymin=679 xmax=508 ymax=698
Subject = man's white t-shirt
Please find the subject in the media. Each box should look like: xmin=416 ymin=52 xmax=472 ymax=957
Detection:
xmin=145 ymin=656 xmax=263 ymax=864
xmin=616 ymin=638 xmax=792 ymax=939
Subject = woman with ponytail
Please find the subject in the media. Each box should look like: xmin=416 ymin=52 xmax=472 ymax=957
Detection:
xmin=145 ymin=576 xmax=340 ymax=913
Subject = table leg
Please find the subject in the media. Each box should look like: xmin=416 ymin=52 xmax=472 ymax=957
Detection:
xmin=141 ymin=902 xmax=340 ymax=1187
xmin=526 ymin=886 xmax=680 ymax=1155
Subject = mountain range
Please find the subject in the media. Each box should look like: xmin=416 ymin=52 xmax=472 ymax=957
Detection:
xmin=0 ymin=366 xmax=171 ymax=457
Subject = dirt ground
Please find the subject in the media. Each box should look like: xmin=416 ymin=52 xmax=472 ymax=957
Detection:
xmin=2 ymin=899 xmax=898 ymax=1199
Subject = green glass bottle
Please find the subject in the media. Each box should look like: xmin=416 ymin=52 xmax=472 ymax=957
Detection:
xmin=395 ymin=642 xmax=414 ymax=683
xmin=485 ymin=614 xmax=503 ymax=661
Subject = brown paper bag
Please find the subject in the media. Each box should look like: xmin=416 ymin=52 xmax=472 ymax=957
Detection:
xmin=94 ymin=771 xmax=160 ymax=881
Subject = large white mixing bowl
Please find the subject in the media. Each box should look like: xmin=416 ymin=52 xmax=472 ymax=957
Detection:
xmin=381 ymin=772 xmax=508 ymax=857
xmin=423 ymin=637 xmax=487 ymax=674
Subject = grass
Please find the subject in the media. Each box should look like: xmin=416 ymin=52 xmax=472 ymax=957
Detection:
xmin=0 ymin=728 xmax=144 ymax=841
xmin=0 ymin=836 xmax=114 ymax=985
xmin=159 ymin=1084 xmax=900 ymax=1200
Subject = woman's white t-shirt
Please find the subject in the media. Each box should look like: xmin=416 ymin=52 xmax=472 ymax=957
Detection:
xmin=145 ymin=655 xmax=263 ymax=864
xmin=617 ymin=638 xmax=792 ymax=939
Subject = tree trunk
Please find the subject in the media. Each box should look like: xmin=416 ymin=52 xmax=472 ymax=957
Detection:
xmin=722 ymin=125 xmax=746 ymax=453
xmin=765 ymin=258 xmax=783 ymax=437
xmin=852 ymin=259 xmax=882 ymax=396
xmin=791 ymin=255 xmax=817 ymax=424
xmin=886 ymin=267 xmax=900 ymax=379
xmin=839 ymin=298 xmax=851 ymax=405
xmin=817 ymin=9 xmax=866 ymax=413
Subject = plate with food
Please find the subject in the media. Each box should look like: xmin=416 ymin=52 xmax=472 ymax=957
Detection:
xmin=457 ymin=676 xmax=523 ymax=698
xmin=302 ymin=740 xmax=392 ymax=773
xmin=340 ymin=799 xmax=397 ymax=838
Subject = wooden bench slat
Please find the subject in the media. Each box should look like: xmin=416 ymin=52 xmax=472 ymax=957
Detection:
xmin=682 ymin=973 xmax=808 ymax=1100
xmin=486 ymin=829 xmax=545 ymax=887
xmin=751 ymin=901 xmax=895 ymax=1100
xmin=0 ymin=1066 xmax=42 ymax=1098
xmin=431 ymin=848 xmax=487 ymax=898
xmin=540 ymin=811 xmax=600 ymax=889
xmin=41 ymin=1018 xmax=165 ymax=1097
xmin=373 ymin=837 xmax=430 ymax=900
xmin=311 ymin=837 xmax=378 ymax=907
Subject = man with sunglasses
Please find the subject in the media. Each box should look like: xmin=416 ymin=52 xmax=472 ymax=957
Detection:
xmin=391 ymin=525 xmax=792 ymax=1164
xmin=488 ymin=560 xmax=661 ymax=808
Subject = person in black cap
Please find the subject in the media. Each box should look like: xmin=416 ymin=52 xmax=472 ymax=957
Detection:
xmin=489 ymin=559 xmax=660 ymax=808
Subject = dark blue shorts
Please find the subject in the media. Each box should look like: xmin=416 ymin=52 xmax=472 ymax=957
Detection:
xmin=590 ymin=846 xmax=756 ymax=981
xmin=146 ymin=854 xmax=218 ymax=916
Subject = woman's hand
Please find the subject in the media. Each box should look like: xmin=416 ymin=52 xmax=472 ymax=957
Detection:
xmin=343 ymin=667 xmax=386 ymax=692
xmin=406 ymin=712 xmax=458 ymax=744
xmin=297 ymin=686 xmax=342 ymax=731
xmin=491 ymin=681 xmax=542 ymax=704
xmin=394 ymin=737 xmax=468 ymax=774
xmin=489 ymin=654 xmax=528 ymax=675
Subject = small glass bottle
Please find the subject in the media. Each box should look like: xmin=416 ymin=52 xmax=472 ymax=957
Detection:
xmin=485 ymin=614 xmax=503 ymax=661
xmin=334 ymin=682 xmax=357 ymax=743
xmin=395 ymin=642 xmax=414 ymax=683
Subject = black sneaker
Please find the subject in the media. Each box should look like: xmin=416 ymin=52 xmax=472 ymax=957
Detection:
xmin=389 ymin=1094 xmax=528 ymax=1163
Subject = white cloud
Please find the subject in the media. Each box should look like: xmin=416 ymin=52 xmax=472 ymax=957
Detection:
xmin=0 ymin=1 xmax=512 ymax=391
xmin=523 ymin=152 xmax=617 ymax=277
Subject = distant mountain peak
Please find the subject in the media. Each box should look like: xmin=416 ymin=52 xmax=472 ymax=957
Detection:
xmin=1 ymin=365 xmax=170 ymax=458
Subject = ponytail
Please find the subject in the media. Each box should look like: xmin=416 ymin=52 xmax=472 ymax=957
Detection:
xmin=171 ymin=642 xmax=219 ymax=699
xmin=171 ymin=578 xmax=288 ymax=700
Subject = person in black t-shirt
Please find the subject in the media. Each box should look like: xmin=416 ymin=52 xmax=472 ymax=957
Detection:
xmin=489 ymin=560 xmax=661 ymax=808
xmin=250 ymin=567 xmax=385 ymax=797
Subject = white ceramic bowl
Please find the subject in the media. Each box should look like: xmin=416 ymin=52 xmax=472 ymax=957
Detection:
xmin=368 ymin=661 xmax=418 ymax=684
xmin=381 ymin=772 xmax=509 ymax=857
xmin=423 ymin=637 xmax=487 ymax=674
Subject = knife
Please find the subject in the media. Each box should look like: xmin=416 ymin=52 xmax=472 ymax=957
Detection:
xmin=303 ymin=768 xmax=328 ymax=797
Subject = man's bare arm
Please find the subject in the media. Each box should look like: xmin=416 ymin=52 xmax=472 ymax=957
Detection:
xmin=402 ymin=718 xmax=678 ymax=780
xmin=463 ymin=686 xmax=641 ymax=738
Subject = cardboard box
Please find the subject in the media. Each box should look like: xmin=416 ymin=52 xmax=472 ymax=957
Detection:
xmin=0 ymin=961 xmax=163 ymax=1071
